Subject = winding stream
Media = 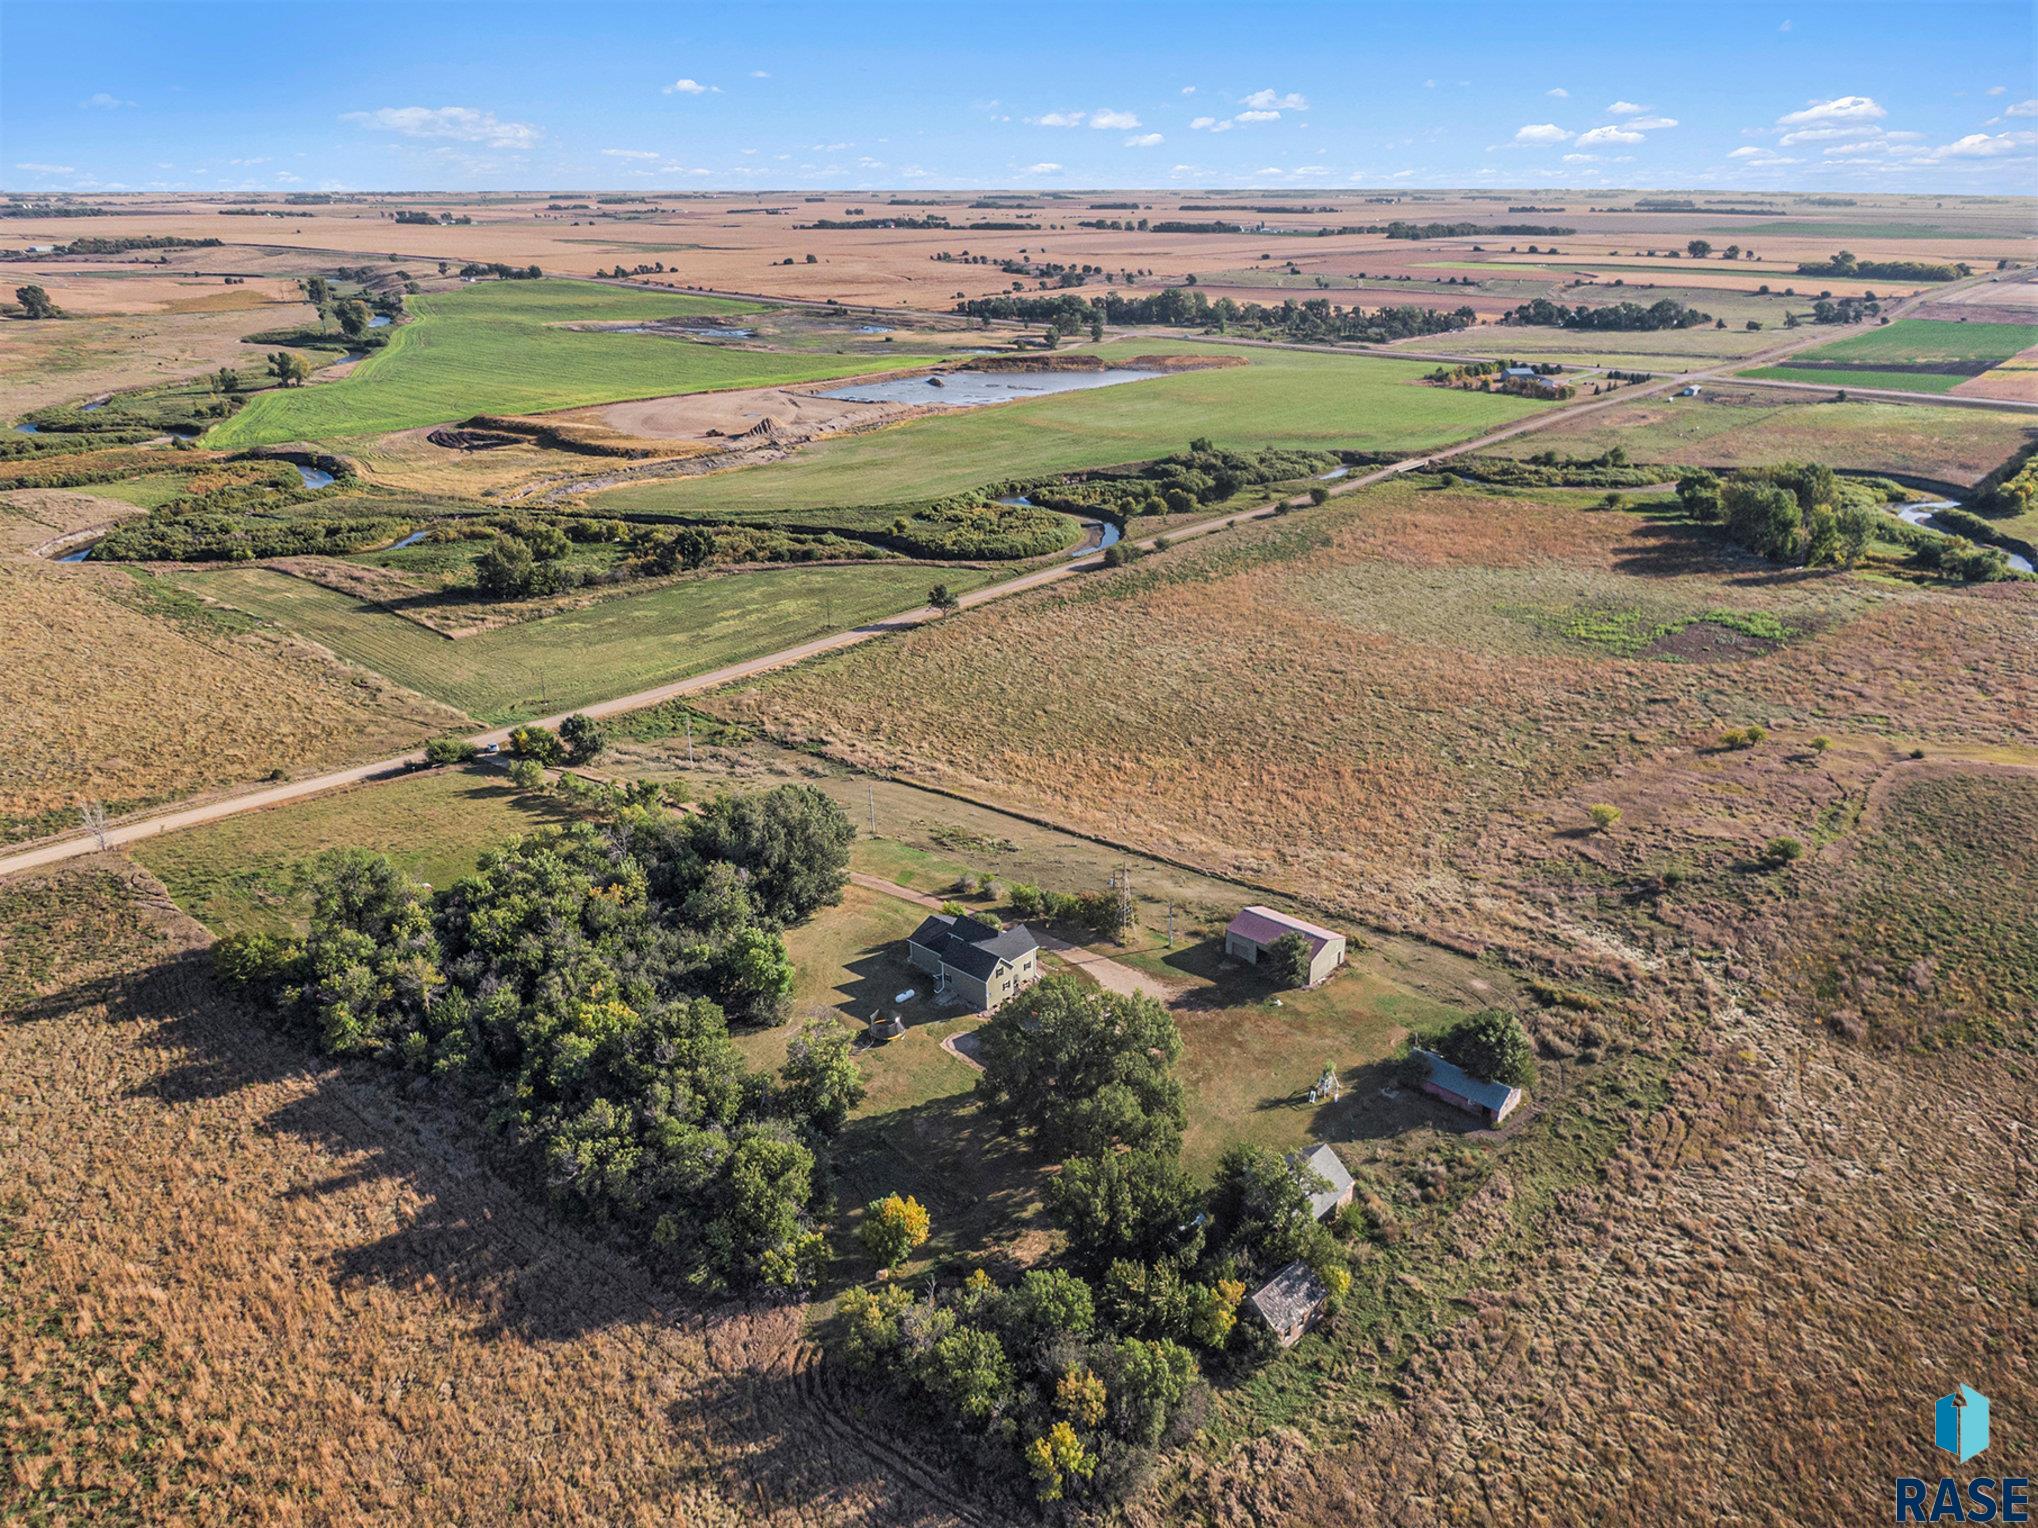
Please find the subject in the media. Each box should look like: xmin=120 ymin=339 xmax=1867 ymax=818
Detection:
xmin=1897 ymin=498 xmax=2033 ymax=575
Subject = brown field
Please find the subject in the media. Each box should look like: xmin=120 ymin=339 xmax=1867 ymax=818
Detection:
xmin=0 ymin=492 xmax=463 ymax=840
xmin=702 ymin=479 xmax=2036 ymax=946
xmin=7 ymin=191 xmax=2031 ymax=322
xmin=0 ymin=861 xmax=980 ymax=1527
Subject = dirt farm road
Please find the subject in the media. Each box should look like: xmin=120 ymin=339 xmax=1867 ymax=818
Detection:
xmin=0 ymin=281 xmax=1992 ymax=882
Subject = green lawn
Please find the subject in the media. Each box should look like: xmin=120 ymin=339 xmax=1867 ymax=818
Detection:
xmin=167 ymin=561 xmax=993 ymax=725
xmin=205 ymin=279 xmax=948 ymax=448
xmin=132 ymin=766 xmax=571 ymax=938
xmin=590 ymin=339 xmax=1549 ymax=516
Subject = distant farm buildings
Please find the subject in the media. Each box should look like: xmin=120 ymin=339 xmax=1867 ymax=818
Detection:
xmin=1224 ymin=905 xmax=1348 ymax=987
xmin=1290 ymin=1143 xmax=1355 ymax=1221
xmin=1413 ymin=1047 xmax=1523 ymax=1126
xmin=1249 ymin=1260 xmax=1329 ymax=1348
xmin=906 ymin=913 xmax=1040 ymax=1012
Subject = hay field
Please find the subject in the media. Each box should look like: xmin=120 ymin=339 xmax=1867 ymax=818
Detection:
xmin=0 ymin=862 xmax=970 ymax=1526
xmin=204 ymin=279 xmax=947 ymax=447
xmin=592 ymin=340 xmax=1546 ymax=516
xmin=1744 ymin=317 xmax=2038 ymax=394
xmin=167 ymin=560 xmax=993 ymax=725
xmin=700 ymin=479 xmax=2037 ymax=943
xmin=0 ymin=496 xmax=462 ymax=843
xmin=1482 ymin=385 xmax=2037 ymax=485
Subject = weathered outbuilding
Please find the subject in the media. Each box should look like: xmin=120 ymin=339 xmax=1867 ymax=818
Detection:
xmin=1413 ymin=1047 xmax=1523 ymax=1126
xmin=1249 ymin=1260 xmax=1329 ymax=1348
xmin=1223 ymin=905 xmax=1347 ymax=987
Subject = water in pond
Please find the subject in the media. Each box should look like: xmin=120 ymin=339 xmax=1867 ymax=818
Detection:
xmin=14 ymin=423 xmax=37 ymax=435
xmin=389 ymin=530 xmax=429 ymax=550
xmin=58 ymin=542 xmax=95 ymax=563
xmin=616 ymin=323 xmax=755 ymax=340
xmin=1318 ymin=464 xmax=1351 ymax=480
xmin=856 ymin=324 xmax=892 ymax=334
xmin=820 ymin=367 xmax=1164 ymax=408
xmin=999 ymin=496 xmax=1122 ymax=557
xmin=295 ymin=464 xmax=335 ymax=489
xmin=368 ymin=314 xmax=391 ymax=327
xmin=1898 ymin=499 xmax=2034 ymax=574
xmin=80 ymin=401 xmax=107 ymax=413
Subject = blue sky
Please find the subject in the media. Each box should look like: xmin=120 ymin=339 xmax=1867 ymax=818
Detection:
xmin=4 ymin=1 xmax=2034 ymax=195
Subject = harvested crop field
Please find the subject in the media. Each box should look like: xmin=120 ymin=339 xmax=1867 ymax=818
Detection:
xmin=1482 ymin=385 xmax=2037 ymax=486
xmin=702 ymin=480 xmax=2038 ymax=944
xmin=1745 ymin=317 xmax=2038 ymax=394
xmin=0 ymin=862 xmax=977 ymax=1526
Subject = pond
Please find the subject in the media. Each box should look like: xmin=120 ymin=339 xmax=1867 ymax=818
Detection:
xmin=389 ymin=530 xmax=430 ymax=549
xmin=998 ymin=496 xmax=1123 ymax=557
xmin=13 ymin=423 xmax=37 ymax=435
xmin=368 ymin=314 xmax=392 ymax=328
xmin=819 ymin=366 xmax=1164 ymax=408
xmin=295 ymin=464 xmax=335 ymax=489
xmin=58 ymin=542 xmax=95 ymax=563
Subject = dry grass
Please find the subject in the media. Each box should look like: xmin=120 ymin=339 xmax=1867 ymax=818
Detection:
xmin=0 ymin=499 xmax=464 ymax=837
xmin=0 ymin=861 xmax=985 ymax=1526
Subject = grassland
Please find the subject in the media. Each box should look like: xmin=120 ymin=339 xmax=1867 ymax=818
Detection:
xmin=166 ymin=561 xmax=992 ymax=725
xmin=1483 ymin=385 xmax=2036 ymax=486
xmin=132 ymin=766 xmax=575 ymax=938
xmin=204 ymin=280 xmax=948 ymax=448
xmin=590 ymin=340 xmax=1548 ymax=515
xmin=0 ymin=496 xmax=463 ymax=842
xmin=1745 ymin=317 xmax=2038 ymax=393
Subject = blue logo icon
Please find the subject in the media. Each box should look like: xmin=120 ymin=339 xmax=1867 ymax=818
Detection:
xmin=1938 ymin=1385 xmax=1991 ymax=1464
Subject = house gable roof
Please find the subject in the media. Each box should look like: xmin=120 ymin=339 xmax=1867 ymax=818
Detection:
xmin=1250 ymin=1259 xmax=1328 ymax=1331
xmin=1414 ymin=1047 xmax=1523 ymax=1117
xmin=1225 ymin=904 xmax=1342 ymax=954
xmin=908 ymin=913 xmax=1039 ymax=981
xmin=1289 ymin=1143 xmax=1355 ymax=1221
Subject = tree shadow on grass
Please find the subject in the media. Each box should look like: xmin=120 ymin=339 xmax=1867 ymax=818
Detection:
xmin=1253 ymin=1057 xmax=1484 ymax=1144
xmin=1607 ymin=518 xmax=1826 ymax=587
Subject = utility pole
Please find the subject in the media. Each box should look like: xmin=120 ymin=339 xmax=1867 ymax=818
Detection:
xmin=867 ymin=781 xmax=877 ymax=836
xmin=685 ymin=711 xmax=694 ymax=767
xmin=1165 ymin=902 xmax=1175 ymax=946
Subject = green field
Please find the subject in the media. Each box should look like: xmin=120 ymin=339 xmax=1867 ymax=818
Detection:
xmin=1744 ymin=318 xmax=2038 ymax=394
xmin=205 ymin=280 xmax=947 ymax=448
xmin=167 ymin=562 xmax=993 ymax=724
xmin=132 ymin=766 xmax=572 ymax=938
xmin=590 ymin=339 xmax=1548 ymax=516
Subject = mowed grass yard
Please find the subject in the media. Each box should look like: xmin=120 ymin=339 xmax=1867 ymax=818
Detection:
xmin=592 ymin=339 xmax=1549 ymax=516
xmin=132 ymin=766 xmax=574 ymax=938
xmin=205 ymin=279 xmax=948 ymax=448
xmin=1745 ymin=318 xmax=2038 ymax=394
xmin=167 ymin=561 xmax=993 ymax=725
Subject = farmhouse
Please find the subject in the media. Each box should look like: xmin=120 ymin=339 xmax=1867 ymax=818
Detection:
xmin=1224 ymin=905 xmax=1347 ymax=986
xmin=905 ymin=913 xmax=1040 ymax=1012
xmin=1290 ymin=1143 xmax=1355 ymax=1221
xmin=1249 ymin=1260 xmax=1329 ymax=1348
xmin=1414 ymin=1047 xmax=1523 ymax=1126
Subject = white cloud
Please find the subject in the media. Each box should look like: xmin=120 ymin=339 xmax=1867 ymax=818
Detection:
xmin=1924 ymin=131 xmax=2037 ymax=161
xmin=1021 ymin=162 xmax=1062 ymax=174
xmin=1236 ymin=109 xmax=1281 ymax=123
xmin=1986 ymin=84 xmax=2006 ymax=95
xmin=1033 ymin=108 xmax=1140 ymax=129
xmin=664 ymin=78 xmax=718 ymax=95
xmin=1189 ymin=116 xmax=1216 ymax=129
xmin=1780 ymin=123 xmax=1880 ymax=145
xmin=1779 ymin=17 xmax=1792 ymax=30
xmin=15 ymin=161 xmax=75 ymax=174
xmin=1032 ymin=110 xmax=1084 ymax=127
xmin=80 ymin=91 xmax=136 ymax=109
xmin=1191 ymin=115 xmax=1234 ymax=133
xmin=1180 ymin=85 xmax=1196 ymax=95
xmin=1777 ymin=95 xmax=1885 ymax=125
xmin=1089 ymin=108 xmax=1141 ymax=130
xmin=1626 ymin=115 xmax=1678 ymax=131
xmin=1125 ymin=132 xmax=1164 ymax=147
xmin=1561 ymin=153 xmax=1598 ymax=163
xmin=1605 ymin=100 xmax=1647 ymax=115
xmin=603 ymin=148 xmax=660 ymax=160
xmin=1512 ymin=123 xmax=1572 ymax=145
xmin=750 ymin=70 xmax=770 ymax=78
xmin=1546 ymin=87 xmax=1569 ymax=98
xmin=1576 ymin=125 xmax=1645 ymax=146
xmin=1730 ymin=146 xmax=1797 ymax=164
xmin=340 ymin=106 xmax=542 ymax=150
xmin=2005 ymin=99 xmax=2038 ymax=118
xmin=1241 ymin=89 xmax=1308 ymax=111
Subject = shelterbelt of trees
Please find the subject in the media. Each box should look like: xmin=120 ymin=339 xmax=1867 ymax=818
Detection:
xmin=215 ymin=784 xmax=866 ymax=1294
xmin=955 ymin=288 xmax=1477 ymax=344
xmin=1501 ymin=296 xmax=1712 ymax=331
